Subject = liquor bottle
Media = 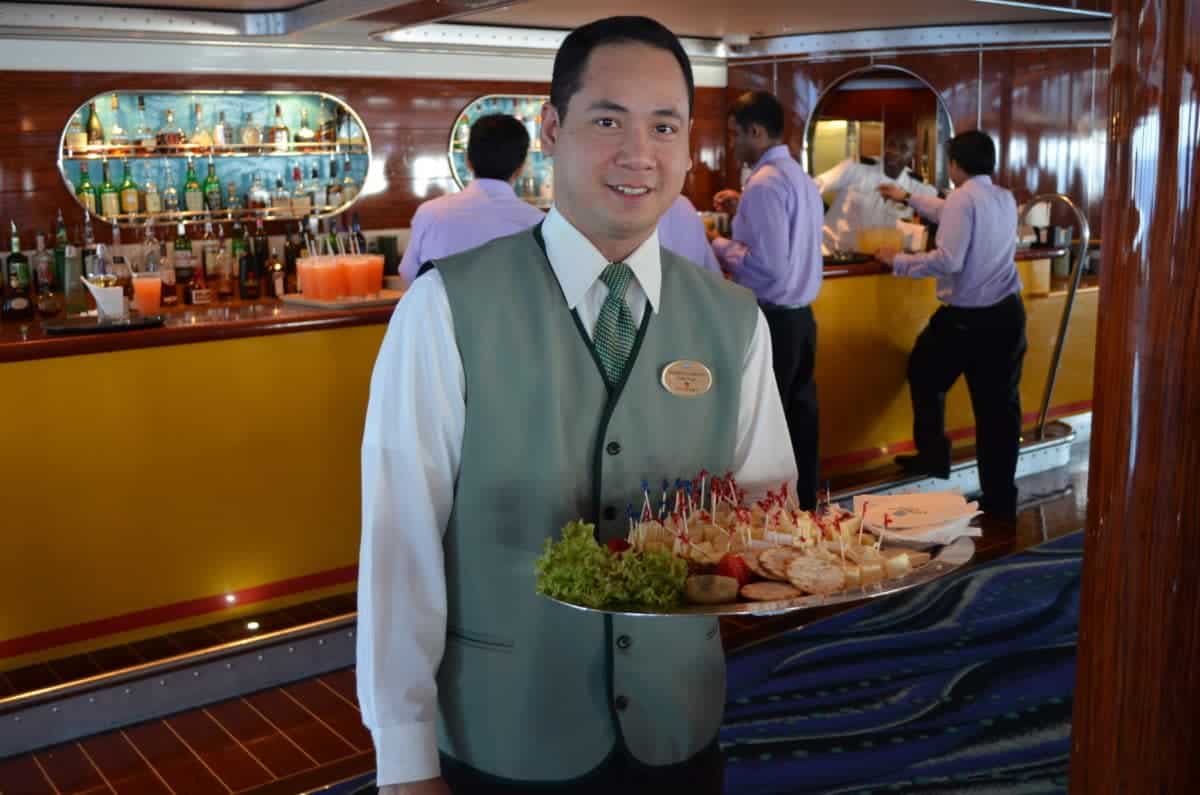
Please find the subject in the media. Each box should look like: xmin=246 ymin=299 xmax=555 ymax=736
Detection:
xmin=82 ymin=211 xmax=97 ymax=276
xmin=272 ymin=177 xmax=291 ymax=214
xmin=107 ymin=94 xmax=130 ymax=153
xmin=342 ymin=156 xmax=359 ymax=203
xmin=3 ymin=221 xmax=33 ymax=321
xmin=452 ymin=116 xmax=470 ymax=151
xmin=230 ymin=218 xmax=248 ymax=269
xmin=325 ymin=217 xmax=340 ymax=254
xmin=133 ymin=96 xmax=155 ymax=151
xmin=237 ymin=220 xmax=260 ymax=300
xmin=240 ymin=112 xmax=262 ymax=148
xmin=267 ymin=103 xmax=290 ymax=153
xmin=199 ymin=221 xmax=219 ymax=281
xmin=202 ymin=156 xmax=222 ymax=212
xmin=156 ymin=108 xmax=185 ymax=150
xmin=65 ymin=112 xmax=88 ymax=152
xmin=53 ymin=209 xmax=68 ymax=292
xmin=156 ymin=224 xmax=177 ymax=307
xmin=170 ymin=222 xmax=193 ymax=305
xmin=308 ymin=164 xmax=321 ymax=211
xmin=99 ymin=160 xmax=121 ymax=218
xmin=162 ymin=163 xmax=180 ymax=213
xmin=109 ymin=222 xmax=133 ymax=299
xmin=252 ymin=217 xmax=269 ymax=275
xmin=76 ymin=165 xmax=98 ymax=214
xmin=33 ymin=233 xmax=63 ymax=318
xmin=317 ymin=101 xmax=337 ymax=142
xmin=326 ymin=158 xmax=343 ymax=208
xmin=190 ymin=103 xmax=213 ymax=150
xmin=247 ymin=171 xmax=270 ymax=210
xmin=224 ymin=181 xmax=243 ymax=216
xmin=283 ymin=224 xmax=301 ymax=294
xmin=185 ymin=231 xmax=212 ymax=305
xmin=183 ymin=158 xmax=204 ymax=214
xmin=291 ymin=165 xmax=311 ymax=216
xmin=351 ymin=212 xmax=367 ymax=255
xmin=263 ymin=248 xmax=284 ymax=298
xmin=213 ymin=111 xmax=234 ymax=150
xmin=213 ymin=223 xmax=234 ymax=300
xmin=294 ymin=107 xmax=316 ymax=148
xmin=143 ymin=167 xmax=163 ymax=214
xmin=86 ymin=100 xmax=105 ymax=148
xmin=141 ymin=219 xmax=162 ymax=274
xmin=119 ymin=159 xmax=140 ymax=215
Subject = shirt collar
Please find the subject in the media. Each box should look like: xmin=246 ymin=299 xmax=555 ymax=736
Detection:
xmin=468 ymin=177 xmax=520 ymax=200
xmin=751 ymin=144 xmax=792 ymax=173
xmin=963 ymin=174 xmax=993 ymax=188
xmin=542 ymin=206 xmax=662 ymax=313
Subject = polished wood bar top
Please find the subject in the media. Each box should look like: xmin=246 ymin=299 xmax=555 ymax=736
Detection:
xmin=823 ymin=245 xmax=1071 ymax=279
xmin=0 ymin=299 xmax=396 ymax=364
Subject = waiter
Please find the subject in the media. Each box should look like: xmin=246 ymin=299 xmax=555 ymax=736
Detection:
xmin=815 ymin=131 xmax=937 ymax=254
xmin=659 ymin=193 xmax=721 ymax=273
xmin=399 ymin=113 xmax=544 ymax=284
xmin=876 ymin=129 xmax=1025 ymax=520
xmin=710 ymin=90 xmax=824 ymax=510
xmin=359 ymin=16 xmax=796 ymax=795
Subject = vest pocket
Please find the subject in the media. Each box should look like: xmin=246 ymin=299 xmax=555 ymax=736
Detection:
xmin=447 ymin=626 xmax=516 ymax=653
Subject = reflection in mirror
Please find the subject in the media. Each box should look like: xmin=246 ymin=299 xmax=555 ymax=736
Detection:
xmin=449 ymin=94 xmax=553 ymax=208
xmin=803 ymin=67 xmax=954 ymax=258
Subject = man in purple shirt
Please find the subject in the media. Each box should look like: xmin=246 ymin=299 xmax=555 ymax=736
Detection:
xmin=400 ymin=114 xmax=545 ymax=284
xmin=710 ymin=90 xmax=824 ymax=508
xmin=877 ymin=130 xmax=1025 ymax=519
xmin=658 ymin=194 xmax=720 ymax=273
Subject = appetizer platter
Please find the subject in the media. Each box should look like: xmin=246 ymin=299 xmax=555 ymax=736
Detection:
xmin=536 ymin=472 xmax=976 ymax=617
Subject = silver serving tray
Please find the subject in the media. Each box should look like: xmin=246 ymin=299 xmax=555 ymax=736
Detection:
xmin=541 ymin=536 xmax=975 ymax=618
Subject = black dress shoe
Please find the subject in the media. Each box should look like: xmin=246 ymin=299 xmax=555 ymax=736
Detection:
xmin=894 ymin=454 xmax=950 ymax=479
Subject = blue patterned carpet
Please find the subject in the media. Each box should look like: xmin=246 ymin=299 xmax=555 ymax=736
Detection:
xmin=721 ymin=532 xmax=1083 ymax=795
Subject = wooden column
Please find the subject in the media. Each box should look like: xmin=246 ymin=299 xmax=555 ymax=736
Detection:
xmin=1070 ymin=0 xmax=1200 ymax=790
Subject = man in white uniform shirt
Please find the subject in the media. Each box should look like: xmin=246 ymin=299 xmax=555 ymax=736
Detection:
xmin=815 ymin=132 xmax=937 ymax=254
xmin=358 ymin=15 xmax=796 ymax=795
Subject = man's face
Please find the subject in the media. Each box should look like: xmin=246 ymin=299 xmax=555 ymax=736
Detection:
xmin=883 ymin=134 xmax=915 ymax=178
xmin=540 ymin=42 xmax=691 ymax=255
xmin=729 ymin=118 xmax=757 ymax=166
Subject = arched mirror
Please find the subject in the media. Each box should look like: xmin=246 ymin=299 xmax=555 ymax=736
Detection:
xmin=803 ymin=66 xmax=954 ymax=258
xmin=449 ymin=94 xmax=553 ymax=208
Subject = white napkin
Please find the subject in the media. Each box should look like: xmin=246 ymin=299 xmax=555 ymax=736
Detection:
xmin=853 ymin=491 xmax=982 ymax=544
xmin=81 ymin=277 xmax=127 ymax=321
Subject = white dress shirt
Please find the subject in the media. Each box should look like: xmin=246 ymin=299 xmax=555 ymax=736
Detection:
xmin=814 ymin=159 xmax=937 ymax=254
xmin=358 ymin=207 xmax=797 ymax=786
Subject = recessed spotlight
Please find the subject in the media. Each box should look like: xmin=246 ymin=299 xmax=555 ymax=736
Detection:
xmin=246 ymin=621 xmax=260 ymax=631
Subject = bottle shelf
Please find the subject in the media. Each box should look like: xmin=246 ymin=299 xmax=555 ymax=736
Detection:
xmin=63 ymin=143 xmax=369 ymax=161
xmin=88 ymin=205 xmax=354 ymax=229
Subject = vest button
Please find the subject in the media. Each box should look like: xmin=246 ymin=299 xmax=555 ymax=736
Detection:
xmin=606 ymin=441 xmax=621 ymax=455
xmin=616 ymin=634 xmax=632 ymax=650
xmin=614 ymin=695 xmax=629 ymax=711
xmin=603 ymin=506 xmax=617 ymax=520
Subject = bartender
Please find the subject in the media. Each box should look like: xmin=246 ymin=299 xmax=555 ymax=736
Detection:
xmin=875 ymin=129 xmax=1025 ymax=521
xmin=710 ymin=90 xmax=824 ymax=510
xmin=358 ymin=15 xmax=796 ymax=795
xmin=399 ymin=113 xmax=544 ymax=284
xmin=815 ymin=132 xmax=936 ymax=254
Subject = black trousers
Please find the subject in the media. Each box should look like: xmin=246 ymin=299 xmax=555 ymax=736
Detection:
xmin=761 ymin=304 xmax=819 ymax=510
xmin=439 ymin=739 xmax=725 ymax=795
xmin=908 ymin=293 xmax=1028 ymax=518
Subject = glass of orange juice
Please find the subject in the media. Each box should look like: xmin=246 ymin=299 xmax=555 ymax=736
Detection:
xmin=365 ymin=254 xmax=385 ymax=295
xmin=342 ymin=255 xmax=372 ymax=298
xmin=296 ymin=256 xmax=315 ymax=296
xmin=132 ymin=272 xmax=161 ymax=315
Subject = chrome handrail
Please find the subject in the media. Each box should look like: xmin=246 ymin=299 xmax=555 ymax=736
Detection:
xmin=1018 ymin=193 xmax=1091 ymax=440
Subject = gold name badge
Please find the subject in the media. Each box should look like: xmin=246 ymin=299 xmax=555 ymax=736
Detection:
xmin=660 ymin=360 xmax=713 ymax=397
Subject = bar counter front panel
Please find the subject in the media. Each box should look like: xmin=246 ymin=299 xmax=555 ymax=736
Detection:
xmin=0 ymin=250 xmax=1095 ymax=670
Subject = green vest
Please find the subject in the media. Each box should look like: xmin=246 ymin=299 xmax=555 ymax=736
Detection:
xmin=434 ymin=226 xmax=759 ymax=783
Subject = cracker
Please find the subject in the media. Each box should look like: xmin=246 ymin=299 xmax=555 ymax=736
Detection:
xmin=740 ymin=581 xmax=804 ymax=602
xmin=786 ymin=556 xmax=846 ymax=595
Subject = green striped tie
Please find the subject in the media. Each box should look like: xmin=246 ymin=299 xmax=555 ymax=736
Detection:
xmin=594 ymin=262 xmax=637 ymax=385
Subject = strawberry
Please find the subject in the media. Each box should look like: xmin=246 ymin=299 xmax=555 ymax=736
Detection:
xmin=716 ymin=553 xmax=753 ymax=587
xmin=606 ymin=538 xmax=632 ymax=554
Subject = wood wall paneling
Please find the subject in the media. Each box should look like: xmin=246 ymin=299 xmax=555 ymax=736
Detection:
xmin=0 ymin=72 xmax=726 ymax=248
xmin=1069 ymin=0 xmax=1200 ymax=789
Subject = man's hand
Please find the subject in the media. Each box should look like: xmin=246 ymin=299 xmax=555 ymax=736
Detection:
xmin=875 ymin=246 xmax=899 ymax=266
xmin=713 ymin=189 xmax=741 ymax=215
xmin=705 ymin=225 xmax=720 ymax=242
xmin=877 ymin=184 xmax=907 ymax=203
xmin=378 ymin=778 xmax=451 ymax=795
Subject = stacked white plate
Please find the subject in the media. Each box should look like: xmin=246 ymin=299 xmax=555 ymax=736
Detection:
xmin=851 ymin=491 xmax=982 ymax=546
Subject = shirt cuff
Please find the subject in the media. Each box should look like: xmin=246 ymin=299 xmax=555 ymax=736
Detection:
xmin=711 ymin=236 xmax=746 ymax=264
xmin=891 ymin=253 xmax=914 ymax=276
xmin=372 ymin=722 xmax=441 ymax=786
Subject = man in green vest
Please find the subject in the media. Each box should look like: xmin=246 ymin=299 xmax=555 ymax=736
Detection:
xmin=359 ymin=16 xmax=797 ymax=795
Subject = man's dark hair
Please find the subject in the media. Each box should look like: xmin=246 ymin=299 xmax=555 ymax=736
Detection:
xmin=729 ymin=91 xmax=785 ymax=140
xmin=550 ymin=16 xmax=694 ymax=122
xmin=947 ymin=130 xmax=996 ymax=176
xmin=467 ymin=114 xmax=531 ymax=181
